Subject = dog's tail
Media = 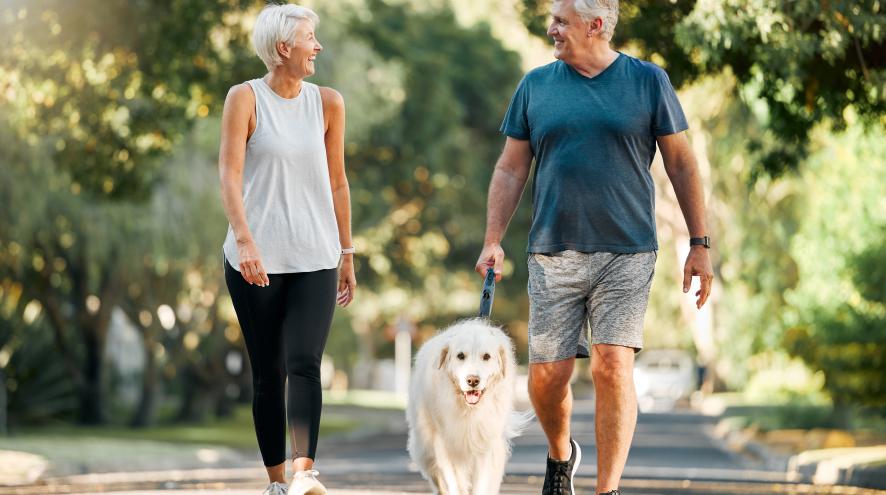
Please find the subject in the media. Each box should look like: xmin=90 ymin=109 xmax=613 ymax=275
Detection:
xmin=505 ymin=409 xmax=535 ymax=440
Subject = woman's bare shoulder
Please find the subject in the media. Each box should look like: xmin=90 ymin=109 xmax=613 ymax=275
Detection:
xmin=225 ymin=82 xmax=256 ymax=108
xmin=318 ymin=86 xmax=344 ymax=108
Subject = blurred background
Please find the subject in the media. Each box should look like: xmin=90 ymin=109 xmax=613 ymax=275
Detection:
xmin=0 ymin=0 xmax=883 ymax=490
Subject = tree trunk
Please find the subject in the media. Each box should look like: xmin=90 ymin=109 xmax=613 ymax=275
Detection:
xmin=176 ymin=368 xmax=207 ymax=422
xmin=0 ymin=368 xmax=7 ymax=435
xmin=77 ymin=295 xmax=116 ymax=425
xmin=130 ymin=334 xmax=157 ymax=427
xmin=79 ymin=329 xmax=105 ymax=425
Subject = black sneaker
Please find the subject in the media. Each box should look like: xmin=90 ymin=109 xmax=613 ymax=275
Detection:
xmin=542 ymin=438 xmax=581 ymax=494
xmin=601 ymin=491 xmax=621 ymax=495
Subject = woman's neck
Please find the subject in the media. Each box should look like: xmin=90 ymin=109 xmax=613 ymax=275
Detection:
xmin=265 ymin=70 xmax=304 ymax=99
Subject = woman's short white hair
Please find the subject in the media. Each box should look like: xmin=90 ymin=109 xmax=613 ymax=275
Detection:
xmin=573 ymin=0 xmax=619 ymax=41
xmin=252 ymin=3 xmax=320 ymax=71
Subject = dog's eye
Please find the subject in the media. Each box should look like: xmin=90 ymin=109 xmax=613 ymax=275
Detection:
xmin=482 ymin=353 xmax=491 ymax=361
xmin=457 ymin=352 xmax=465 ymax=360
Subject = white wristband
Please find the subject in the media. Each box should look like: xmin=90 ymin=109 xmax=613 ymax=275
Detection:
xmin=341 ymin=247 xmax=356 ymax=255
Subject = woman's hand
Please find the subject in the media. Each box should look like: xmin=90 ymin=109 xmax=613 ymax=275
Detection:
xmin=337 ymin=254 xmax=356 ymax=307
xmin=237 ymin=238 xmax=270 ymax=287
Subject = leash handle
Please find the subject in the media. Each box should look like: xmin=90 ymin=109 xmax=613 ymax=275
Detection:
xmin=478 ymin=267 xmax=496 ymax=318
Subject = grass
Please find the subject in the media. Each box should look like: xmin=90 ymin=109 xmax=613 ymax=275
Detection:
xmin=323 ymin=389 xmax=407 ymax=410
xmin=707 ymin=393 xmax=886 ymax=443
xmin=13 ymin=404 xmax=361 ymax=450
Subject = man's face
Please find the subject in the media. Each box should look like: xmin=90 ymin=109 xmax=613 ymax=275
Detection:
xmin=547 ymin=0 xmax=591 ymax=61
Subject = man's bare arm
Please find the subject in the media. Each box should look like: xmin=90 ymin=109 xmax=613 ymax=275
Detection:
xmin=475 ymin=137 xmax=534 ymax=281
xmin=657 ymin=132 xmax=713 ymax=308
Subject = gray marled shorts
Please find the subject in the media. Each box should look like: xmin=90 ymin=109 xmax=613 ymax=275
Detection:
xmin=527 ymin=250 xmax=656 ymax=363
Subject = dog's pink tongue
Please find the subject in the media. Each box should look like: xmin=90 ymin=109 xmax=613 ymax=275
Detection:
xmin=465 ymin=390 xmax=481 ymax=405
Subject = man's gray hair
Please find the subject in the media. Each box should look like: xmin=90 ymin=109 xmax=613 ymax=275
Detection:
xmin=252 ymin=3 xmax=320 ymax=71
xmin=573 ymin=0 xmax=619 ymax=41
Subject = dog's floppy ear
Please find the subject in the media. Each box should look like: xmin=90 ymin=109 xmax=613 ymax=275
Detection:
xmin=498 ymin=346 xmax=508 ymax=378
xmin=438 ymin=346 xmax=449 ymax=370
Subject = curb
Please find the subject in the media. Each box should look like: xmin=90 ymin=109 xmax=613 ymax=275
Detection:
xmin=696 ymin=398 xmax=886 ymax=490
xmin=788 ymin=447 xmax=886 ymax=490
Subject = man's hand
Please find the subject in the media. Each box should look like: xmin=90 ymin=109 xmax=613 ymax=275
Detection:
xmin=475 ymin=243 xmax=505 ymax=282
xmin=683 ymin=246 xmax=713 ymax=309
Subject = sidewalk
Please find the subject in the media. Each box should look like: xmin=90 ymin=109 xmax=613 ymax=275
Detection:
xmin=0 ymin=403 xmax=408 ymax=487
xmin=697 ymin=395 xmax=886 ymax=490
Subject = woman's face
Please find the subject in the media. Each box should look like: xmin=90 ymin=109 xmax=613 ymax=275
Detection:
xmin=281 ymin=19 xmax=323 ymax=76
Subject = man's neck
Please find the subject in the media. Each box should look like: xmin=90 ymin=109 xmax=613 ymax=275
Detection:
xmin=567 ymin=43 xmax=619 ymax=79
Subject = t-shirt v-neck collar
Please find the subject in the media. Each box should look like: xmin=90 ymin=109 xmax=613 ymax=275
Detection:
xmin=563 ymin=52 xmax=624 ymax=81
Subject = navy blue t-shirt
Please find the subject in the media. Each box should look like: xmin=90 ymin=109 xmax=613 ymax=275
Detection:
xmin=500 ymin=53 xmax=688 ymax=254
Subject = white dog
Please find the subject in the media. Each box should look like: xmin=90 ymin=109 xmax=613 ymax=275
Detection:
xmin=407 ymin=319 xmax=530 ymax=495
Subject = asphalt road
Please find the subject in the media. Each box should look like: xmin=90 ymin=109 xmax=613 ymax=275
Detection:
xmin=312 ymin=399 xmax=806 ymax=494
xmin=17 ymin=399 xmax=883 ymax=494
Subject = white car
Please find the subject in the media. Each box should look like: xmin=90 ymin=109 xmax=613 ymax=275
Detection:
xmin=633 ymin=349 xmax=698 ymax=412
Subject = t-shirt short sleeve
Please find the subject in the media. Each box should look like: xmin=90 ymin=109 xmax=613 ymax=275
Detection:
xmin=500 ymin=76 xmax=530 ymax=140
xmin=651 ymin=68 xmax=688 ymax=136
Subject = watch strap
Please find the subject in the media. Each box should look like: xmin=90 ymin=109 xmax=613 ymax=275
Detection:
xmin=689 ymin=236 xmax=710 ymax=248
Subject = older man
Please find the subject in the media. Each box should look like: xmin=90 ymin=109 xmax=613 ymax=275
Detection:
xmin=474 ymin=0 xmax=713 ymax=494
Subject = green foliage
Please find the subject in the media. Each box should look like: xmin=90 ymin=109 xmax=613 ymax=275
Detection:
xmin=0 ymin=0 xmax=527 ymax=422
xmin=850 ymin=233 xmax=886 ymax=305
xmin=325 ymin=0 xmax=527 ymax=331
xmin=0 ymin=0 xmax=260 ymax=199
xmin=725 ymin=404 xmax=837 ymax=431
xmin=518 ymin=0 xmax=886 ymax=178
xmin=780 ymin=126 xmax=886 ymax=412
xmin=0 ymin=283 xmax=78 ymax=426
xmin=0 ymin=0 xmax=262 ymax=424
xmin=3 ymin=0 xmax=879 ymax=425
xmin=785 ymin=234 xmax=886 ymax=409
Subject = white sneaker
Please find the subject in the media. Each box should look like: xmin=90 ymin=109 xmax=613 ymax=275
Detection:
xmin=289 ymin=469 xmax=327 ymax=495
xmin=262 ymin=481 xmax=288 ymax=495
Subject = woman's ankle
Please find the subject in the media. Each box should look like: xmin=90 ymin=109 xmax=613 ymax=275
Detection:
xmin=265 ymin=461 xmax=286 ymax=483
xmin=291 ymin=456 xmax=314 ymax=473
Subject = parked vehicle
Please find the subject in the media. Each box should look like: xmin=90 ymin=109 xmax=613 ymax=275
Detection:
xmin=633 ymin=349 xmax=698 ymax=412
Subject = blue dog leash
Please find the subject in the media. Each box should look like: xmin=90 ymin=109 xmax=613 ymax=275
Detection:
xmin=478 ymin=267 xmax=496 ymax=318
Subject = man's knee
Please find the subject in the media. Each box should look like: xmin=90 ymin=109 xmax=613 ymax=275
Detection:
xmin=591 ymin=345 xmax=634 ymax=387
xmin=529 ymin=359 xmax=574 ymax=393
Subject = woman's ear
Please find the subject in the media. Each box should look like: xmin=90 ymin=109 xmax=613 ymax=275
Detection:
xmin=276 ymin=40 xmax=291 ymax=61
xmin=438 ymin=346 xmax=449 ymax=370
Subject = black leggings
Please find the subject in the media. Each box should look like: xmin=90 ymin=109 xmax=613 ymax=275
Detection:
xmin=224 ymin=260 xmax=337 ymax=466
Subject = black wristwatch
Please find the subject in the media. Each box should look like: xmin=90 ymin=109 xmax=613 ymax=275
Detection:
xmin=690 ymin=236 xmax=711 ymax=249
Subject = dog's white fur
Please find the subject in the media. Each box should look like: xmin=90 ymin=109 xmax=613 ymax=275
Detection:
xmin=407 ymin=319 xmax=530 ymax=495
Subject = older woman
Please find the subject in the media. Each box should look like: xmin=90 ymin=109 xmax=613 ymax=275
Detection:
xmin=218 ymin=4 xmax=355 ymax=494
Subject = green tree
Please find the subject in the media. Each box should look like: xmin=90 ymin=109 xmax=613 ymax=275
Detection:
xmin=0 ymin=0 xmax=260 ymax=198
xmin=785 ymin=234 xmax=886 ymax=417
xmin=0 ymin=0 xmax=262 ymax=424
xmin=310 ymin=0 xmax=528 ymax=371
xmin=781 ymin=125 xmax=886 ymax=419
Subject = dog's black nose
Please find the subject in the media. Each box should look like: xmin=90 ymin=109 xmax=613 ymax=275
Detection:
xmin=467 ymin=375 xmax=480 ymax=388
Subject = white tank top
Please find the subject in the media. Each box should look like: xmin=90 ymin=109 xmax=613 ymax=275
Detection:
xmin=223 ymin=79 xmax=340 ymax=273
